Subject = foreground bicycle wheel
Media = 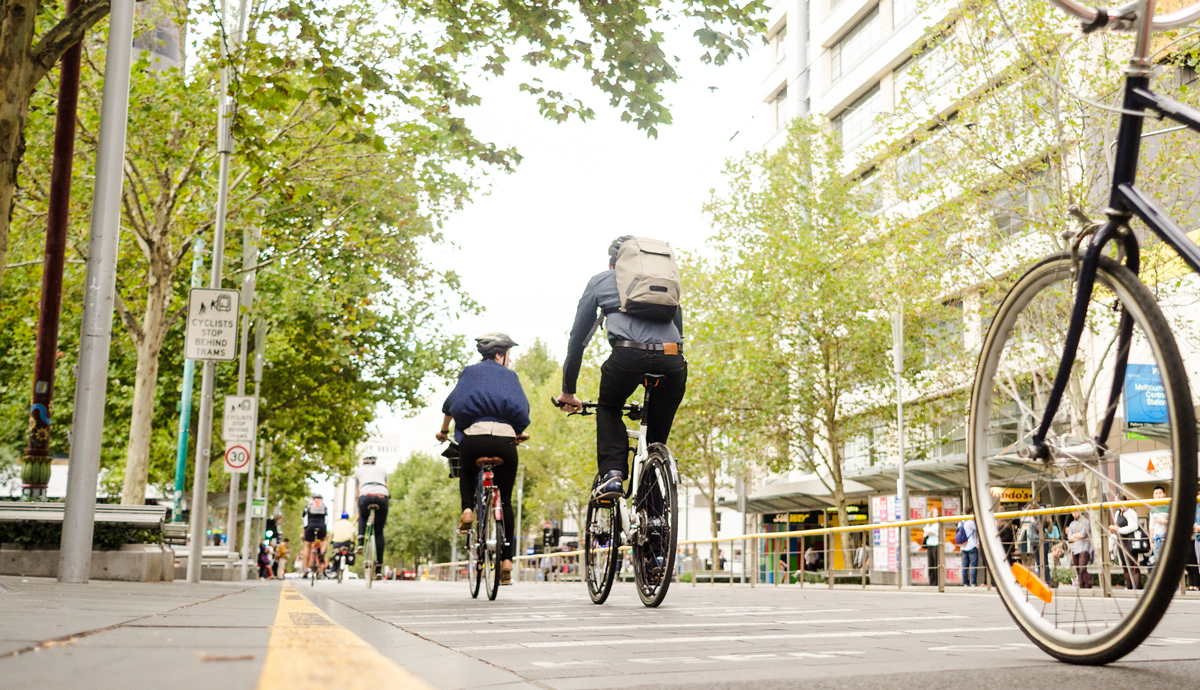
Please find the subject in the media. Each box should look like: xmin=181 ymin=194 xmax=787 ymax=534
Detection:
xmin=968 ymin=253 xmax=1197 ymax=664
xmin=482 ymin=485 xmax=503 ymax=601
xmin=585 ymin=481 xmax=621 ymax=604
xmin=632 ymin=444 xmax=679 ymax=607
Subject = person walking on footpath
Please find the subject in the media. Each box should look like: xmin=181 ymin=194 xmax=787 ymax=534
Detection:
xmin=1068 ymin=509 xmax=1093 ymax=589
xmin=956 ymin=517 xmax=979 ymax=586
xmin=924 ymin=508 xmax=941 ymax=586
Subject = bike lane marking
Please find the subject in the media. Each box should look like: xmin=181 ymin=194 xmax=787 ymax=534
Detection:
xmin=422 ymin=614 xmax=968 ymax=635
xmin=257 ymin=586 xmax=435 ymax=690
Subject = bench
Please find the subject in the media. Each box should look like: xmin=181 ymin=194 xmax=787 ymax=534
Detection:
xmin=0 ymin=502 xmax=167 ymax=529
xmin=161 ymin=522 xmax=189 ymax=545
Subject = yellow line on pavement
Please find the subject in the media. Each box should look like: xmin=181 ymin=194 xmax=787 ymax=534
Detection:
xmin=257 ymin=586 xmax=436 ymax=690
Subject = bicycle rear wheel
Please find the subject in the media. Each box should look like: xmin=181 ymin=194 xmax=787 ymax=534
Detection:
xmin=482 ymin=485 xmax=503 ymax=601
xmin=365 ymin=525 xmax=376 ymax=590
xmin=632 ymin=444 xmax=679 ymax=607
xmin=467 ymin=483 xmax=483 ymax=599
xmin=585 ymin=482 xmax=621 ymax=605
xmin=969 ymin=253 xmax=1197 ymax=664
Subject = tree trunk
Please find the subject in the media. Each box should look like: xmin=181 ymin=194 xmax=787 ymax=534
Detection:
xmin=0 ymin=0 xmax=38 ymax=302
xmin=120 ymin=265 xmax=171 ymax=504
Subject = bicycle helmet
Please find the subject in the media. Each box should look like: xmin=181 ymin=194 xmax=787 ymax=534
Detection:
xmin=608 ymin=235 xmax=635 ymax=264
xmin=341 ymin=512 xmax=350 ymax=519
xmin=363 ymin=455 xmax=377 ymax=464
xmin=311 ymin=493 xmax=323 ymax=499
xmin=475 ymin=332 xmax=518 ymax=358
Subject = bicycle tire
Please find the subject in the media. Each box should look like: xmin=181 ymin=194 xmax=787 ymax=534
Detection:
xmin=968 ymin=253 xmax=1196 ymax=664
xmin=483 ymin=485 xmax=503 ymax=601
xmin=584 ymin=482 xmax=621 ymax=605
xmin=632 ymin=444 xmax=679 ymax=607
xmin=365 ymin=529 xmax=376 ymax=590
xmin=468 ymin=479 xmax=484 ymax=599
xmin=338 ymin=556 xmax=344 ymax=584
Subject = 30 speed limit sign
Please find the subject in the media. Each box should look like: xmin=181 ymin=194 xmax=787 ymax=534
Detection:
xmin=224 ymin=442 xmax=252 ymax=474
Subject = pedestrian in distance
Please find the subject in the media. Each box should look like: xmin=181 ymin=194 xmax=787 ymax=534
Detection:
xmin=956 ymin=517 xmax=979 ymax=586
xmin=1109 ymin=504 xmax=1145 ymax=590
xmin=275 ymin=538 xmax=289 ymax=578
xmin=923 ymin=507 xmax=941 ymax=586
xmin=1067 ymin=509 xmax=1093 ymax=589
xmin=1149 ymin=484 xmax=1170 ymax=567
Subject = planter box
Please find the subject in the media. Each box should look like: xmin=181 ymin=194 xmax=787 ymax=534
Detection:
xmin=0 ymin=543 xmax=174 ymax=582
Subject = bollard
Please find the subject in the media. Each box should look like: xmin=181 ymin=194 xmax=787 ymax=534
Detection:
xmin=827 ymin=541 xmax=834 ymax=590
xmin=937 ymin=539 xmax=945 ymax=593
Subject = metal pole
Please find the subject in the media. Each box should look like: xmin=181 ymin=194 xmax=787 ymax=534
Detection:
xmin=237 ymin=382 xmax=259 ymax=580
xmin=894 ymin=308 xmax=910 ymax=587
xmin=58 ymin=0 xmax=138 ymax=584
xmin=22 ymin=0 xmax=81 ymax=502
xmin=187 ymin=0 xmax=249 ymax=583
xmin=232 ymin=225 xmax=259 ymax=577
xmin=172 ymin=239 xmax=204 ymax=521
xmin=514 ymin=465 xmax=524 ymax=583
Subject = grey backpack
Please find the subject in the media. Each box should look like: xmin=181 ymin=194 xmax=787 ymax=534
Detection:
xmin=613 ymin=237 xmax=681 ymax=322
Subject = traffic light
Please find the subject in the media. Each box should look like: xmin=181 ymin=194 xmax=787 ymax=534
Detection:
xmin=265 ymin=518 xmax=277 ymax=540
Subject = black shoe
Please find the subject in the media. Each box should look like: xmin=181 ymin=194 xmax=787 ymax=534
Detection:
xmin=592 ymin=470 xmax=625 ymax=500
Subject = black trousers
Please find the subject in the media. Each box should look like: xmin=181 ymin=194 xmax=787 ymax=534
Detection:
xmin=597 ymin=347 xmax=687 ymax=476
xmin=459 ymin=434 xmax=519 ymax=560
xmin=357 ymin=495 xmax=388 ymax=564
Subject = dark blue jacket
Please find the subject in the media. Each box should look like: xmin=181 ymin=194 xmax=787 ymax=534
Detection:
xmin=442 ymin=360 xmax=531 ymax=443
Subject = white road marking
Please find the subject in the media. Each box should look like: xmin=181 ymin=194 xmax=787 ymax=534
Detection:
xmin=423 ymin=615 xmax=967 ymax=636
xmin=530 ymin=660 xmax=605 ymax=668
xmin=928 ymin=643 xmax=1035 ymax=652
xmin=457 ymin=626 xmax=1019 ymax=651
xmin=627 ymin=657 xmax=718 ymax=665
xmin=400 ymin=608 xmax=858 ymax=628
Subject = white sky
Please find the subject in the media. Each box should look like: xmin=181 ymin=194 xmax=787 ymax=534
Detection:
xmin=317 ymin=28 xmax=768 ymax=488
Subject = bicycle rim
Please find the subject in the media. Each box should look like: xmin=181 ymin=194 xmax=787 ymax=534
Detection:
xmin=632 ymin=445 xmax=679 ymax=607
xmin=467 ymin=519 xmax=482 ymax=599
xmin=969 ymin=253 xmax=1197 ymax=664
xmin=484 ymin=487 xmax=502 ymax=601
xmin=366 ymin=529 xmax=376 ymax=589
xmin=585 ymin=488 xmax=621 ymax=605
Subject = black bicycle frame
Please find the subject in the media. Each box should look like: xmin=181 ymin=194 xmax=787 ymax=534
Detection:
xmin=1031 ymin=72 xmax=1200 ymax=457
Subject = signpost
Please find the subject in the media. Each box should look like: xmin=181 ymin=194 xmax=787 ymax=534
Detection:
xmin=224 ymin=442 xmax=252 ymax=473
xmin=251 ymin=498 xmax=266 ymax=519
xmin=185 ymin=288 xmax=240 ymax=361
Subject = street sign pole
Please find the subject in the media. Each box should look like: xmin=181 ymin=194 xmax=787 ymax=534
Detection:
xmin=893 ymin=308 xmax=910 ymax=588
xmin=172 ymin=239 xmax=204 ymax=522
xmin=186 ymin=0 xmax=251 ymax=582
xmin=58 ymin=0 xmax=138 ymax=584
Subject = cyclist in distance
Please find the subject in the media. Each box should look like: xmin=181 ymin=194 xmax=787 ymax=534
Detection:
xmin=301 ymin=493 xmax=329 ymax=575
xmin=330 ymin=511 xmax=357 ymax=571
xmin=437 ymin=332 xmax=530 ymax=584
xmin=354 ymin=455 xmax=390 ymax=568
xmin=555 ymin=236 xmax=687 ymax=499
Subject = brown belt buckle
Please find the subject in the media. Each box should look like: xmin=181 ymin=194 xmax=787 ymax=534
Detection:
xmin=662 ymin=342 xmax=678 ymax=355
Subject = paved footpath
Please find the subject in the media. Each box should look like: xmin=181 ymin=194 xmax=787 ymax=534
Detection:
xmin=6 ymin=575 xmax=1200 ymax=690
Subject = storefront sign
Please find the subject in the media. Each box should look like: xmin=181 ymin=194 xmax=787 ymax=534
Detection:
xmin=989 ymin=487 xmax=1033 ymax=502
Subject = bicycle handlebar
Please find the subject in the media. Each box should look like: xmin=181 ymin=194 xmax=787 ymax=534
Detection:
xmin=550 ymin=396 xmax=641 ymax=419
xmin=1048 ymin=0 xmax=1200 ymax=31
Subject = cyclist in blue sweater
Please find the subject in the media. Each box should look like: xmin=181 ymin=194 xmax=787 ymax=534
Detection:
xmin=436 ymin=333 xmax=530 ymax=582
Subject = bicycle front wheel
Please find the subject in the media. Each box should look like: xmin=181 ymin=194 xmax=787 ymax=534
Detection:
xmin=969 ymin=253 xmax=1197 ymax=664
xmin=365 ymin=527 xmax=376 ymax=590
xmin=585 ymin=483 xmax=621 ymax=605
xmin=632 ymin=444 xmax=679 ymax=607
xmin=483 ymin=486 xmax=503 ymax=601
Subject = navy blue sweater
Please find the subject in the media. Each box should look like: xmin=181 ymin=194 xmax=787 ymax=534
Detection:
xmin=442 ymin=360 xmax=531 ymax=443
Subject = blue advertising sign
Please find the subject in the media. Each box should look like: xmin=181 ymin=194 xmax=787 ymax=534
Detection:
xmin=1125 ymin=363 xmax=1168 ymax=427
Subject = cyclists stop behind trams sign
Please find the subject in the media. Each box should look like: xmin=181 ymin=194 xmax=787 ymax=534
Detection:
xmin=223 ymin=396 xmax=257 ymax=441
xmin=185 ymin=288 xmax=240 ymax=361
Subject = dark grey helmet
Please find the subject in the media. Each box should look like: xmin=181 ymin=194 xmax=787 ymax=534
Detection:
xmin=475 ymin=332 xmax=517 ymax=358
xmin=608 ymin=235 xmax=635 ymax=264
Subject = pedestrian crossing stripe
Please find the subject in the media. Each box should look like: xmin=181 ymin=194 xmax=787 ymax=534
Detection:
xmin=257 ymin=586 xmax=435 ymax=690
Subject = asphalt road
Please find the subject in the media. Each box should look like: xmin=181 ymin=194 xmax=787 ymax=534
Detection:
xmin=6 ymin=575 xmax=1200 ymax=690
xmin=305 ymin=578 xmax=1200 ymax=690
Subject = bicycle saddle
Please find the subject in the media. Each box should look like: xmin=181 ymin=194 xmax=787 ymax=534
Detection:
xmin=476 ymin=456 xmax=503 ymax=467
xmin=642 ymin=373 xmax=663 ymax=387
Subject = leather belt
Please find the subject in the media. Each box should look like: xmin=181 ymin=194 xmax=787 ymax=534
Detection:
xmin=613 ymin=340 xmax=683 ymax=355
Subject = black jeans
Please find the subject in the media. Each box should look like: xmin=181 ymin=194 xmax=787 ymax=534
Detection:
xmin=357 ymin=495 xmax=388 ymax=564
xmin=459 ymin=434 xmax=519 ymax=560
xmin=597 ymin=347 xmax=687 ymax=476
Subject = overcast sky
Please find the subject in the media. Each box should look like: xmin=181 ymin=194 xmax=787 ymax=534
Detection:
xmin=348 ymin=27 xmax=768 ymax=479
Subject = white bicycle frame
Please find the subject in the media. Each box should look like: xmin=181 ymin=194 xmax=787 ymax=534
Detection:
xmin=617 ymin=417 xmax=680 ymax=545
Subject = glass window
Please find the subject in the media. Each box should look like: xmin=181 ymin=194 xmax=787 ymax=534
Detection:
xmin=774 ymin=86 xmax=791 ymax=131
xmin=774 ymin=26 xmax=788 ymax=65
xmin=831 ymin=6 xmax=879 ymax=81
xmin=893 ymin=0 xmax=917 ymax=25
xmin=831 ymin=84 xmax=881 ymax=151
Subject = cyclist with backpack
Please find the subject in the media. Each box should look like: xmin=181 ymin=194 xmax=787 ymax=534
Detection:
xmin=555 ymin=236 xmax=687 ymax=500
